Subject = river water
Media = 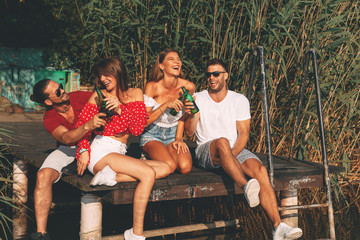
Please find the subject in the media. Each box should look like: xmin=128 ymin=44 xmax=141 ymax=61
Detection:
xmin=24 ymin=173 xmax=359 ymax=240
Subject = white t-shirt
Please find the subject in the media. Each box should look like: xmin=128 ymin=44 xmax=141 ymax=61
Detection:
xmin=194 ymin=90 xmax=251 ymax=148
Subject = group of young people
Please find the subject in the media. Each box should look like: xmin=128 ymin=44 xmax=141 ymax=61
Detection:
xmin=30 ymin=49 xmax=303 ymax=240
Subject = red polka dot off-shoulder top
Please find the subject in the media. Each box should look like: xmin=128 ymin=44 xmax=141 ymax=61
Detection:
xmin=75 ymin=101 xmax=148 ymax=161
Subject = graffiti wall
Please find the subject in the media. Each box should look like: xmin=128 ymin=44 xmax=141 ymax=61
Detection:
xmin=0 ymin=47 xmax=80 ymax=111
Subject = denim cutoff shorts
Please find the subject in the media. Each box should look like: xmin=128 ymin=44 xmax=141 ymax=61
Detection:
xmin=140 ymin=123 xmax=177 ymax=147
xmin=195 ymin=140 xmax=262 ymax=171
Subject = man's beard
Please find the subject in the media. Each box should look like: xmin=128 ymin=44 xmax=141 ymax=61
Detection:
xmin=52 ymin=99 xmax=70 ymax=106
xmin=208 ymin=81 xmax=225 ymax=93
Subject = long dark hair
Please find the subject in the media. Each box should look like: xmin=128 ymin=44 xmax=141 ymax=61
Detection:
xmin=91 ymin=57 xmax=129 ymax=99
xmin=149 ymin=48 xmax=184 ymax=82
xmin=30 ymin=79 xmax=51 ymax=106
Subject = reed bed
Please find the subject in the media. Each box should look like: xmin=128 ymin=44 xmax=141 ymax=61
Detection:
xmin=44 ymin=0 xmax=360 ymax=216
xmin=48 ymin=0 xmax=360 ymax=184
xmin=1 ymin=0 xmax=359 ymax=238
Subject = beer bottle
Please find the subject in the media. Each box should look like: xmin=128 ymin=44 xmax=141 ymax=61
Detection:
xmin=169 ymin=87 xmax=189 ymax=116
xmin=181 ymin=86 xmax=199 ymax=114
xmin=95 ymin=85 xmax=113 ymax=131
xmin=169 ymin=86 xmax=199 ymax=116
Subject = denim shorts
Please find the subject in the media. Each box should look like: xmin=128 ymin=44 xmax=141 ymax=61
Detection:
xmin=194 ymin=140 xmax=262 ymax=171
xmin=140 ymin=123 xmax=177 ymax=147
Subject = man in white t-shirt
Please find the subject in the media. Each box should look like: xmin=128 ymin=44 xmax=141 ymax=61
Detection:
xmin=184 ymin=59 xmax=302 ymax=240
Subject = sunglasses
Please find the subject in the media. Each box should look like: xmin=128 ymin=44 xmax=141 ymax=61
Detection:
xmin=205 ymin=71 xmax=226 ymax=78
xmin=49 ymin=83 xmax=64 ymax=98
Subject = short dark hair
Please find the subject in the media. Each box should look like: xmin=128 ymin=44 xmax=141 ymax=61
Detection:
xmin=30 ymin=79 xmax=52 ymax=105
xmin=206 ymin=58 xmax=228 ymax=72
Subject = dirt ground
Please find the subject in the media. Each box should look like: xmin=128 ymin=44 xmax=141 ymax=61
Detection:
xmin=0 ymin=112 xmax=43 ymax=122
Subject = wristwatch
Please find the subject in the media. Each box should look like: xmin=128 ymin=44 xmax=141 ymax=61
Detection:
xmin=79 ymin=148 xmax=88 ymax=154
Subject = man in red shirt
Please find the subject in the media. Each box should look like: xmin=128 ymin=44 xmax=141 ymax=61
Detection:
xmin=30 ymin=79 xmax=106 ymax=240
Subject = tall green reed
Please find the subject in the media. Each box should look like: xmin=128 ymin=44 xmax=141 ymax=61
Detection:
xmin=0 ymin=127 xmax=18 ymax=240
xmin=47 ymin=0 xmax=359 ymax=187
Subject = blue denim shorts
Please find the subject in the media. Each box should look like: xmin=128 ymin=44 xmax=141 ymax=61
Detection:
xmin=140 ymin=124 xmax=177 ymax=147
xmin=195 ymin=140 xmax=262 ymax=171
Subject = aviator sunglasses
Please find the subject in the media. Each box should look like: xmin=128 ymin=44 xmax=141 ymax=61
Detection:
xmin=205 ymin=71 xmax=226 ymax=78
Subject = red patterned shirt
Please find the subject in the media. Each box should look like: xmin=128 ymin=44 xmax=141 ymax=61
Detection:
xmin=75 ymin=101 xmax=148 ymax=160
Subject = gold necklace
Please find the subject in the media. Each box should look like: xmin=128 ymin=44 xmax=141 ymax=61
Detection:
xmin=62 ymin=105 xmax=70 ymax=113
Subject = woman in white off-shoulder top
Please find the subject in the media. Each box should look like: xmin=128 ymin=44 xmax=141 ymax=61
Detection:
xmin=139 ymin=48 xmax=194 ymax=174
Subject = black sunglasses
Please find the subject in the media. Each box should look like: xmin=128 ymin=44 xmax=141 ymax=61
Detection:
xmin=205 ymin=71 xmax=226 ymax=78
xmin=54 ymin=83 xmax=64 ymax=97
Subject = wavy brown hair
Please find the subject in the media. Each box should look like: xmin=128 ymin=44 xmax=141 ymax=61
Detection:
xmin=91 ymin=57 xmax=129 ymax=99
xmin=149 ymin=48 xmax=184 ymax=82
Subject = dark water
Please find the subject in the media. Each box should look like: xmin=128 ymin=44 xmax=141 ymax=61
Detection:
xmin=23 ymin=166 xmax=360 ymax=240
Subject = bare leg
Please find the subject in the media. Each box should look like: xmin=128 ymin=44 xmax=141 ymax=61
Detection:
xmin=93 ymin=153 xmax=157 ymax=236
xmin=33 ymin=168 xmax=59 ymax=234
xmin=142 ymin=141 xmax=177 ymax=173
xmin=166 ymin=141 xmax=192 ymax=174
xmin=93 ymin=160 xmax=171 ymax=182
xmin=209 ymin=138 xmax=248 ymax=187
xmin=241 ymin=159 xmax=281 ymax=228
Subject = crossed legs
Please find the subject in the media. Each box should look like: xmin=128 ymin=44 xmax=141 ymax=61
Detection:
xmin=209 ymin=137 xmax=281 ymax=228
xmin=93 ymin=153 xmax=170 ymax=236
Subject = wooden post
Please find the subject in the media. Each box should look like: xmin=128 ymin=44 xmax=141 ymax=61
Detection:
xmin=280 ymin=189 xmax=298 ymax=227
xmin=80 ymin=193 xmax=102 ymax=240
xmin=13 ymin=159 xmax=28 ymax=240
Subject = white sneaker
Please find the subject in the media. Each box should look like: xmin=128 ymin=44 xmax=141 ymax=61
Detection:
xmin=124 ymin=228 xmax=146 ymax=240
xmin=273 ymin=222 xmax=303 ymax=240
xmin=244 ymin=178 xmax=260 ymax=207
xmin=90 ymin=165 xmax=117 ymax=187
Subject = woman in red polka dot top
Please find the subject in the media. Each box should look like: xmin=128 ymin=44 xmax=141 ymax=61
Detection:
xmin=75 ymin=57 xmax=171 ymax=240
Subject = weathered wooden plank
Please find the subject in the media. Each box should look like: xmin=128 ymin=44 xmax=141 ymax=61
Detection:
xmin=2 ymin=120 xmax=345 ymax=205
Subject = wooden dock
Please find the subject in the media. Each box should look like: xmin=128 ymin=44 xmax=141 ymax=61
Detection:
xmin=1 ymin=113 xmax=345 ymax=239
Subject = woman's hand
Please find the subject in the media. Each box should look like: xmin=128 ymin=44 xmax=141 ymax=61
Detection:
xmin=77 ymin=151 xmax=89 ymax=176
xmin=167 ymin=99 xmax=183 ymax=113
xmin=172 ymin=140 xmax=189 ymax=154
xmin=105 ymin=96 xmax=121 ymax=115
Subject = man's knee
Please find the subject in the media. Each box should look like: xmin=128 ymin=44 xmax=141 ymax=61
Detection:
xmin=213 ymin=137 xmax=231 ymax=152
xmin=36 ymin=168 xmax=59 ymax=188
xmin=253 ymin=164 xmax=269 ymax=181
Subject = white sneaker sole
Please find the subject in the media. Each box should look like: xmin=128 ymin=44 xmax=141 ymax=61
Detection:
xmin=90 ymin=172 xmax=101 ymax=186
xmin=286 ymin=229 xmax=303 ymax=239
xmin=245 ymin=179 xmax=260 ymax=208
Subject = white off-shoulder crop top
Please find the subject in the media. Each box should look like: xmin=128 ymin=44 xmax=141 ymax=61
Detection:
xmin=144 ymin=94 xmax=183 ymax=128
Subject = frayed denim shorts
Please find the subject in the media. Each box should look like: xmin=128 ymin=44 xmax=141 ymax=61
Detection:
xmin=140 ymin=123 xmax=177 ymax=147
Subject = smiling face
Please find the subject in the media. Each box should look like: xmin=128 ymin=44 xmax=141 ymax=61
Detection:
xmin=206 ymin=64 xmax=228 ymax=93
xmin=159 ymin=51 xmax=182 ymax=77
xmin=99 ymin=74 xmax=117 ymax=92
xmin=44 ymin=80 xmax=69 ymax=106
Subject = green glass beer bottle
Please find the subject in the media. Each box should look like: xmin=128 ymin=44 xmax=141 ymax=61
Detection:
xmin=181 ymin=86 xmax=199 ymax=114
xmin=169 ymin=86 xmax=199 ymax=116
xmin=169 ymin=87 xmax=189 ymax=116
xmin=95 ymin=85 xmax=113 ymax=131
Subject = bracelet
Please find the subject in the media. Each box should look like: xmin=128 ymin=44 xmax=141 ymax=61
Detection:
xmin=79 ymin=148 xmax=88 ymax=154
xmin=159 ymin=107 xmax=164 ymax=113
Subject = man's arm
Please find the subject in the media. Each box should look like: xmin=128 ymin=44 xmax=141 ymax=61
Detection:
xmin=51 ymin=113 xmax=106 ymax=145
xmin=231 ymin=119 xmax=250 ymax=156
xmin=184 ymin=99 xmax=200 ymax=137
